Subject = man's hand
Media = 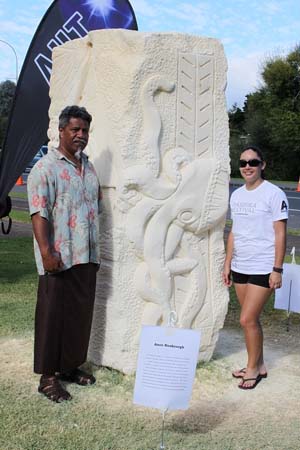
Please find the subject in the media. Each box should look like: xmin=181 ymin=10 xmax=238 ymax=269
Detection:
xmin=31 ymin=213 xmax=64 ymax=273
xmin=41 ymin=249 xmax=64 ymax=273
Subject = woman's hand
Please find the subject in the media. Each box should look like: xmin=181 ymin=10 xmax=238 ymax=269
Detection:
xmin=269 ymin=271 xmax=282 ymax=289
xmin=223 ymin=230 xmax=234 ymax=287
xmin=222 ymin=264 xmax=232 ymax=287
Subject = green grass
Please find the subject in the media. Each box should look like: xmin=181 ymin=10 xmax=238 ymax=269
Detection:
xmin=1 ymin=224 xmax=299 ymax=339
xmin=1 ymin=235 xmax=299 ymax=338
xmin=224 ymin=253 xmax=300 ymax=330
xmin=0 ymin=237 xmax=37 ymax=336
xmin=0 ymin=382 xmax=245 ymax=450
xmin=9 ymin=191 xmax=28 ymax=200
xmin=10 ymin=209 xmax=31 ymax=223
xmin=1 ymin=236 xmax=300 ymax=450
xmin=287 ymin=228 xmax=300 ymax=236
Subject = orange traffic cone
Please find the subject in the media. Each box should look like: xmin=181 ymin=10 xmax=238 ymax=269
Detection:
xmin=16 ymin=176 xmax=23 ymax=186
xmin=296 ymin=177 xmax=300 ymax=192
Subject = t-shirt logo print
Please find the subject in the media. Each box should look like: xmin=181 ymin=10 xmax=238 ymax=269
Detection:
xmin=281 ymin=200 xmax=288 ymax=212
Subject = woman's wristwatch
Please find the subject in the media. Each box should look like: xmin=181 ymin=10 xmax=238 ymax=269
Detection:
xmin=273 ymin=266 xmax=283 ymax=274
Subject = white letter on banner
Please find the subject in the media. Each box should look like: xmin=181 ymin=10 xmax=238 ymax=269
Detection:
xmin=34 ymin=54 xmax=52 ymax=85
xmin=63 ymin=12 xmax=88 ymax=38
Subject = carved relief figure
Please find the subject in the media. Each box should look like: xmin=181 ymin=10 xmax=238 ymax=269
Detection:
xmin=118 ymin=74 xmax=228 ymax=329
xmin=48 ymin=30 xmax=230 ymax=372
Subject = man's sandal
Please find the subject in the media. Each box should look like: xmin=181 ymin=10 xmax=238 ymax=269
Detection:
xmin=59 ymin=368 xmax=96 ymax=386
xmin=232 ymin=367 xmax=268 ymax=379
xmin=38 ymin=375 xmax=72 ymax=402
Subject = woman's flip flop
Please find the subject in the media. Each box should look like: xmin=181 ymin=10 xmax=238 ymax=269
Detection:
xmin=238 ymin=374 xmax=263 ymax=390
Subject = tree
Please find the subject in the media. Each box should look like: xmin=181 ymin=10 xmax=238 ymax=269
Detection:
xmin=229 ymin=45 xmax=300 ymax=180
xmin=228 ymin=104 xmax=247 ymax=177
xmin=0 ymin=80 xmax=16 ymax=148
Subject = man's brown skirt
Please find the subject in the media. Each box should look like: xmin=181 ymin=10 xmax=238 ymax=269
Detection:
xmin=34 ymin=263 xmax=97 ymax=374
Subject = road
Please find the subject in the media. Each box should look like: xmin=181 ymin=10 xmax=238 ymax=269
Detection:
xmin=229 ymin=184 xmax=300 ymax=229
xmin=10 ymin=181 xmax=300 ymax=229
xmin=282 ymin=192 xmax=300 ymax=229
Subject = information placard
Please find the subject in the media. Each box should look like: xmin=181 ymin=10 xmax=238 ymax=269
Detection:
xmin=133 ymin=326 xmax=201 ymax=411
xmin=274 ymin=263 xmax=300 ymax=313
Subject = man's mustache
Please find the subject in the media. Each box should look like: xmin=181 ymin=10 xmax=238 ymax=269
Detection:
xmin=74 ymin=139 xmax=87 ymax=145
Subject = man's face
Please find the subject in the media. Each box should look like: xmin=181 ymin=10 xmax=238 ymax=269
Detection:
xmin=59 ymin=117 xmax=90 ymax=155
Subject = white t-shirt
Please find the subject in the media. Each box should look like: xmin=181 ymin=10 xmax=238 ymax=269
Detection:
xmin=230 ymin=180 xmax=288 ymax=274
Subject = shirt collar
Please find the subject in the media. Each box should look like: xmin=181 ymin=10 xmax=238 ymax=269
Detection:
xmin=50 ymin=147 xmax=89 ymax=166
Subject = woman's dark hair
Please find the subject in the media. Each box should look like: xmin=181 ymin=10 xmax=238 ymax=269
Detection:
xmin=240 ymin=145 xmax=266 ymax=179
xmin=240 ymin=145 xmax=264 ymax=161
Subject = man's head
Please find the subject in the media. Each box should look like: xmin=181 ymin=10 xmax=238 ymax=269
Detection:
xmin=58 ymin=105 xmax=92 ymax=129
xmin=58 ymin=105 xmax=92 ymax=158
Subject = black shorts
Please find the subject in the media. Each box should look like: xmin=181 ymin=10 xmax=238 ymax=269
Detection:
xmin=231 ymin=271 xmax=271 ymax=289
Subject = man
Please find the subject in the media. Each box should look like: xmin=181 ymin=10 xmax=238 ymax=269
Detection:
xmin=27 ymin=105 xmax=101 ymax=402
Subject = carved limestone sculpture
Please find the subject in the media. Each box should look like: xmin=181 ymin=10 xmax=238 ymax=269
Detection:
xmin=48 ymin=30 xmax=230 ymax=374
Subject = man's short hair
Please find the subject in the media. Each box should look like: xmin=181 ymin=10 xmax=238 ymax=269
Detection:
xmin=58 ymin=105 xmax=92 ymax=129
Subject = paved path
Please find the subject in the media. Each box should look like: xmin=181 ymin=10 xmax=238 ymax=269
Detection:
xmin=0 ymin=221 xmax=32 ymax=239
xmin=11 ymin=181 xmax=300 ymax=229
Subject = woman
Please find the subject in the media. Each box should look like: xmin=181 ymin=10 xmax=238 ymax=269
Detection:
xmin=223 ymin=146 xmax=288 ymax=390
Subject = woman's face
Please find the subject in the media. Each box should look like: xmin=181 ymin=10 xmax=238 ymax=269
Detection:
xmin=239 ymin=149 xmax=265 ymax=185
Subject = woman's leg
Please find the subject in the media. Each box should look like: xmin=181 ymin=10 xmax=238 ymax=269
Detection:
xmin=234 ymin=282 xmax=247 ymax=306
xmin=238 ymin=283 xmax=272 ymax=387
xmin=231 ymin=283 xmax=247 ymax=377
xmin=232 ymin=282 xmax=269 ymax=378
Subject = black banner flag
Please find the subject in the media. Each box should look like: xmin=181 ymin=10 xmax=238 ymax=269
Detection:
xmin=0 ymin=0 xmax=137 ymax=204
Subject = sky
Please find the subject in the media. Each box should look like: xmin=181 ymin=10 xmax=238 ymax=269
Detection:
xmin=0 ymin=0 xmax=300 ymax=108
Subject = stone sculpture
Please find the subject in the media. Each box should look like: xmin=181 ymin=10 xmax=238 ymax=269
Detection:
xmin=48 ymin=30 xmax=230 ymax=374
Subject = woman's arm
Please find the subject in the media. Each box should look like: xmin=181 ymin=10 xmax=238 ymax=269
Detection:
xmin=223 ymin=229 xmax=234 ymax=287
xmin=269 ymin=219 xmax=287 ymax=289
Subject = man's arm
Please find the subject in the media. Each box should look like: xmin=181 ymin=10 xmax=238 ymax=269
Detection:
xmin=31 ymin=212 xmax=63 ymax=273
xmin=269 ymin=219 xmax=287 ymax=289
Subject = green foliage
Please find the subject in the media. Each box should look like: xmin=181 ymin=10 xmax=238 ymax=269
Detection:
xmin=229 ymin=45 xmax=300 ymax=180
xmin=0 ymin=116 xmax=8 ymax=147
xmin=0 ymin=80 xmax=15 ymax=116
xmin=0 ymin=79 xmax=16 ymax=148
xmin=262 ymin=58 xmax=295 ymax=99
xmin=228 ymin=103 xmax=245 ymax=133
xmin=228 ymin=104 xmax=248 ymax=177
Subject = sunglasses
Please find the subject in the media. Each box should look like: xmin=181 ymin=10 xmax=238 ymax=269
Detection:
xmin=239 ymin=159 xmax=262 ymax=168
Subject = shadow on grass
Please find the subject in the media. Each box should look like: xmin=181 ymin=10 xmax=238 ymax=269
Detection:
xmin=168 ymin=399 xmax=236 ymax=435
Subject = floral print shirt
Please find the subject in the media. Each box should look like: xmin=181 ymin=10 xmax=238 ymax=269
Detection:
xmin=27 ymin=147 xmax=101 ymax=275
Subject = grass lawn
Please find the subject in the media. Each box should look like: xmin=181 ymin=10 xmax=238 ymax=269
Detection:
xmin=0 ymin=235 xmax=299 ymax=450
xmin=9 ymin=191 xmax=28 ymax=200
xmin=10 ymin=209 xmax=32 ymax=224
xmin=0 ymin=237 xmax=37 ymax=337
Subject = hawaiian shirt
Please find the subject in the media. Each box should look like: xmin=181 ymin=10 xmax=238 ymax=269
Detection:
xmin=27 ymin=147 xmax=101 ymax=275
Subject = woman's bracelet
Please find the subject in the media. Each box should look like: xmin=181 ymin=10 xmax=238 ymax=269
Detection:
xmin=273 ymin=266 xmax=283 ymax=274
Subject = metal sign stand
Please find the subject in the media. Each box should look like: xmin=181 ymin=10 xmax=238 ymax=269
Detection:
xmin=286 ymin=247 xmax=296 ymax=332
xmin=286 ymin=279 xmax=292 ymax=332
xmin=157 ymin=310 xmax=178 ymax=450
xmin=160 ymin=410 xmax=167 ymax=450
